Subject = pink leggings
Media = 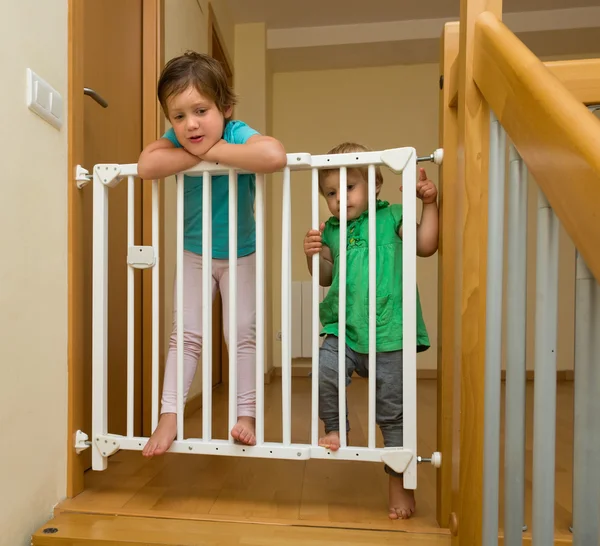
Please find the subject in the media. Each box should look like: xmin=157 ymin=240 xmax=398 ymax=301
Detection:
xmin=161 ymin=250 xmax=256 ymax=418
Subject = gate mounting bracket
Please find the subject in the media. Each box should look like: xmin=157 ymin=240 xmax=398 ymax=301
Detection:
xmin=74 ymin=430 xmax=91 ymax=454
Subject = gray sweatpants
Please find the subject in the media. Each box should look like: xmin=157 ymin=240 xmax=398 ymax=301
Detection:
xmin=318 ymin=335 xmax=404 ymax=477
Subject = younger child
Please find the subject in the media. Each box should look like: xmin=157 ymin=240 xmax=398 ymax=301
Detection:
xmin=303 ymin=142 xmax=438 ymax=520
xmin=138 ymin=51 xmax=287 ymax=456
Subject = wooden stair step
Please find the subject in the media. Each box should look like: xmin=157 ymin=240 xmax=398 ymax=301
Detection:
xmin=33 ymin=512 xmax=451 ymax=545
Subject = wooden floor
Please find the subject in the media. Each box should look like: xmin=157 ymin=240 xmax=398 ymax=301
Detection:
xmin=499 ymin=379 xmax=574 ymax=541
xmin=58 ymin=377 xmax=442 ymax=534
xmin=56 ymin=378 xmax=574 ymax=542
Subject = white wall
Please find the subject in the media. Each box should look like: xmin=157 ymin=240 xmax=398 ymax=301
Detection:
xmin=0 ymin=1 xmax=68 ymax=544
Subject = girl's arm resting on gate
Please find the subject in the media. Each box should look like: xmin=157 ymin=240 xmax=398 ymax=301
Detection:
xmin=137 ymin=138 xmax=200 ymax=180
xmin=201 ymin=135 xmax=287 ymax=174
xmin=306 ymin=245 xmax=334 ymax=286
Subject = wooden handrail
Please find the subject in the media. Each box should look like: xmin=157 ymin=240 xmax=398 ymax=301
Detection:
xmin=473 ymin=11 xmax=600 ymax=282
xmin=546 ymin=59 xmax=600 ymax=106
xmin=449 ymin=55 xmax=600 ymax=108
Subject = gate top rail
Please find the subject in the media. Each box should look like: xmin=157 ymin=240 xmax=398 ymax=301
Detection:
xmin=92 ymin=147 xmax=427 ymax=184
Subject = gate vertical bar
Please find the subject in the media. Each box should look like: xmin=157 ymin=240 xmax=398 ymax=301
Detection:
xmin=367 ymin=164 xmax=377 ymax=449
xmin=228 ymin=169 xmax=238 ymax=443
xmin=255 ymin=173 xmax=266 ymax=446
xmin=402 ymin=151 xmax=417 ymax=488
xmin=311 ymin=167 xmax=320 ymax=446
xmin=151 ymin=179 xmax=159 ymax=432
xmin=572 ymin=252 xmax=600 ymax=545
xmin=338 ymin=167 xmax=348 ymax=449
xmin=202 ymin=171 xmax=213 ymax=441
xmin=92 ymin=170 xmax=109 ymax=471
xmin=532 ymin=190 xmax=559 ymax=546
xmin=282 ymin=166 xmax=292 ymax=445
xmin=176 ymin=173 xmax=185 ymax=441
xmin=127 ymin=175 xmax=135 ymax=438
xmin=505 ymin=144 xmax=528 ymax=545
xmin=482 ymin=112 xmax=506 ymax=545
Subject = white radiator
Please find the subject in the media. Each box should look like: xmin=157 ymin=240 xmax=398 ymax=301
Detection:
xmin=291 ymin=282 xmax=329 ymax=358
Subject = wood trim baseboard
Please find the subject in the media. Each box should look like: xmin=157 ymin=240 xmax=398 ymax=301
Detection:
xmin=264 ymin=367 xmax=275 ymax=384
xmin=272 ymin=367 xmax=312 ymax=378
xmin=184 ymin=392 xmax=204 ymax=418
xmin=270 ymin=366 xmax=574 ymax=381
xmin=184 ymin=365 xmax=573 ymax=418
xmin=184 ymin=370 xmax=277 ymax=417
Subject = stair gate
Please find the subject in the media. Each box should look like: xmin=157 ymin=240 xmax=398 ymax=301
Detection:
xmin=75 ymin=146 xmax=443 ymax=490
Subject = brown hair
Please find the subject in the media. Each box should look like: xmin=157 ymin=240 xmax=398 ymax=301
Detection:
xmin=157 ymin=51 xmax=237 ymax=119
xmin=319 ymin=142 xmax=384 ymax=194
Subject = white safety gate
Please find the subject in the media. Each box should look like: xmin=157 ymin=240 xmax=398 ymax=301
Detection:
xmin=76 ymin=146 xmax=443 ymax=491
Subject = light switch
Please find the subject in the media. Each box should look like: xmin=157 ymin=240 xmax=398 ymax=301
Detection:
xmin=34 ymin=80 xmax=51 ymax=110
xmin=50 ymin=92 xmax=63 ymax=119
xmin=26 ymin=68 xmax=63 ymax=130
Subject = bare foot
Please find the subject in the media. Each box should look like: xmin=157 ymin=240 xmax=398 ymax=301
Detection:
xmin=142 ymin=413 xmax=177 ymax=458
xmin=318 ymin=431 xmax=341 ymax=451
xmin=388 ymin=474 xmax=416 ymax=519
xmin=231 ymin=416 xmax=256 ymax=446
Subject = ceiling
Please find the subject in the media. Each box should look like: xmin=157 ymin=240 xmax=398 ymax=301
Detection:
xmin=226 ymin=0 xmax=600 ymax=28
xmin=223 ymin=0 xmax=600 ymax=71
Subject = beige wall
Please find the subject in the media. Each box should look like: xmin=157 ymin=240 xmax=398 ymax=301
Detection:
xmin=234 ymin=24 xmax=268 ymax=134
xmin=0 ymin=1 xmax=68 ymax=544
xmin=271 ymin=65 xmax=441 ymax=370
xmin=269 ymin=62 xmax=584 ymax=373
xmin=233 ymin=23 xmax=274 ymax=373
xmin=159 ymin=17 xmax=594 ymax=384
xmin=163 ymin=0 xmax=235 ymax=399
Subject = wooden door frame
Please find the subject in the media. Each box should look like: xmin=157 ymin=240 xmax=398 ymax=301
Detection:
xmin=67 ymin=0 xmax=164 ymax=497
xmin=208 ymin=2 xmax=233 ymax=87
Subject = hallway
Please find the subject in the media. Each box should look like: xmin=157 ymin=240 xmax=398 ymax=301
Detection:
xmin=56 ymin=378 xmax=574 ymax=541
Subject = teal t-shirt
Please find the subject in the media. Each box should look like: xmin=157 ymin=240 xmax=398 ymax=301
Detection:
xmin=163 ymin=120 xmax=259 ymax=258
xmin=320 ymin=200 xmax=430 ymax=354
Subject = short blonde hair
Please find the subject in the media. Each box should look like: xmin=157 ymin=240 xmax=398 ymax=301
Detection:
xmin=318 ymin=142 xmax=384 ymax=194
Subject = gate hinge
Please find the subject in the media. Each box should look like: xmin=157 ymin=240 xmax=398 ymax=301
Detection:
xmin=94 ymin=164 xmax=123 ymax=188
xmin=94 ymin=434 xmax=122 ymax=457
